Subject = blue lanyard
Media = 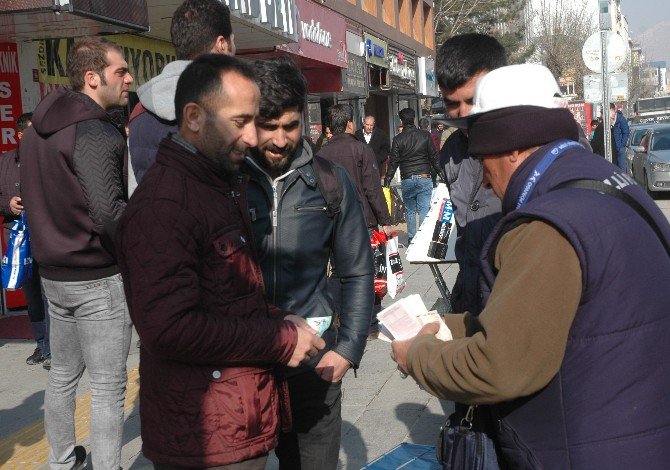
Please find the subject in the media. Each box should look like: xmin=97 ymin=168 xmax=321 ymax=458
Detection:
xmin=515 ymin=140 xmax=581 ymax=209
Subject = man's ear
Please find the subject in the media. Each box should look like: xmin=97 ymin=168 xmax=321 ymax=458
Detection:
xmin=182 ymin=103 xmax=205 ymax=134
xmin=84 ymin=70 xmax=100 ymax=90
xmin=213 ymin=35 xmax=235 ymax=55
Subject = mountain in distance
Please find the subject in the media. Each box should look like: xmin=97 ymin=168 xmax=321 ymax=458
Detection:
xmin=635 ymin=21 xmax=670 ymax=65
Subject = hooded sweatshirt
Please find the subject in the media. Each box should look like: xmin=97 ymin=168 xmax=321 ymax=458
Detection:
xmin=20 ymin=87 xmax=127 ymax=281
xmin=128 ymin=60 xmax=190 ymax=184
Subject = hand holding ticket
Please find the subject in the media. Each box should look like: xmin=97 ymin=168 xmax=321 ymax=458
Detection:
xmin=376 ymin=294 xmax=452 ymax=342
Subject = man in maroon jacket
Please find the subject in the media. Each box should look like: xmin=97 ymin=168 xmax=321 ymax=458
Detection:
xmin=116 ymin=54 xmax=325 ymax=469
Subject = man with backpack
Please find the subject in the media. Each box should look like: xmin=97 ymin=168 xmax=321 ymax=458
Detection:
xmin=243 ymin=57 xmax=374 ymax=470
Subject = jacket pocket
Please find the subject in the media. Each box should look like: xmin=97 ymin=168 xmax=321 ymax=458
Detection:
xmin=197 ymin=367 xmax=279 ymax=446
xmin=210 ymin=228 xmax=259 ymax=300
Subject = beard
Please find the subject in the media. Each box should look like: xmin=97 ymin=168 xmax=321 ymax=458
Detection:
xmin=200 ymin=119 xmax=241 ymax=182
xmin=249 ymin=141 xmax=297 ymax=176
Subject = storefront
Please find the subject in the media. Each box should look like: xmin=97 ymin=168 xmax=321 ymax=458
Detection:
xmin=388 ymin=44 xmax=419 ymax=132
xmin=362 ymin=32 xmax=394 ymax=135
xmin=417 ymin=56 xmax=440 ymax=116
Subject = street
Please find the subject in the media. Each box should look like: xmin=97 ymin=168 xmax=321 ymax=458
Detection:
xmin=1 ymin=195 xmax=669 ymax=469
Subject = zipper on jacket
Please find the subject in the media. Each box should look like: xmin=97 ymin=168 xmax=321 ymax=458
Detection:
xmin=271 ymin=181 xmax=279 ymax=304
xmin=295 ymin=206 xmax=327 ymax=212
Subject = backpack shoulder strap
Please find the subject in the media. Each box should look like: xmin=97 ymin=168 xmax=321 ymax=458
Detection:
xmin=553 ymin=179 xmax=670 ymax=256
xmin=312 ymin=155 xmax=343 ymax=219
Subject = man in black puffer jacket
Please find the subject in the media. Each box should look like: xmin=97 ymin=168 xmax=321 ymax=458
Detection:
xmin=384 ymin=107 xmax=442 ymax=243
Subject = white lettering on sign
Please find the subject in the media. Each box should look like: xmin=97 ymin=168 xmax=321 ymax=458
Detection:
xmin=2 ymin=128 xmax=16 ymax=146
xmin=0 ymin=82 xmax=11 ymax=99
xmin=389 ymin=56 xmax=416 ymax=82
xmin=0 ymin=52 xmax=18 ymax=74
xmin=301 ymin=19 xmax=332 ymax=48
xmin=0 ymin=105 xmax=14 ymax=122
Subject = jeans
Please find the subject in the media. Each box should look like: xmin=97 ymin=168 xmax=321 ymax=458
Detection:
xmin=400 ymin=176 xmax=433 ymax=240
xmin=276 ymin=371 xmax=342 ymax=470
xmin=23 ymin=262 xmax=50 ymax=355
xmin=42 ymin=273 xmax=132 ymax=470
xmin=616 ymin=148 xmax=627 ymax=171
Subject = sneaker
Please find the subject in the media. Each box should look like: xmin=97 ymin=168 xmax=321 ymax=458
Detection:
xmin=42 ymin=355 xmax=51 ymax=371
xmin=26 ymin=347 xmax=45 ymax=365
xmin=72 ymin=445 xmax=86 ymax=469
xmin=367 ymin=331 xmax=379 ymax=340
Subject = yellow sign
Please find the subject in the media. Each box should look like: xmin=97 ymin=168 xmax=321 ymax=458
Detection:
xmin=37 ymin=35 xmax=176 ymax=92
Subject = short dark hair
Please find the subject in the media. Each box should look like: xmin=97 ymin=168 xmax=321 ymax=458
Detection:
xmin=610 ymin=103 xmax=616 ymax=110
xmin=253 ymin=57 xmax=307 ymax=120
xmin=16 ymin=113 xmax=33 ymax=133
xmin=436 ymin=33 xmax=507 ymax=91
xmin=328 ymin=104 xmax=353 ymax=134
xmin=175 ymin=54 xmax=255 ymax=126
xmin=171 ymin=0 xmax=233 ymax=60
xmin=419 ymin=117 xmax=430 ymax=130
xmin=399 ymin=108 xmax=415 ymax=126
xmin=66 ymin=37 xmax=123 ymax=91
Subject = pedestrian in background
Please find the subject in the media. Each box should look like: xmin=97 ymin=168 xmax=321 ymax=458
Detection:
xmin=611 ymin=102 xmax=630 ymax=170
xmin=393 ymin=63 xmax=670 ymax=469
xmin=21 ymin=37 xmax=133 ymax=470
xmin=0 ymin=113 xmax=52 ymax=369
xmin=384 ymin=108 xmax=441 ymax=245
xmin=117 ymin=54 xmax=324 ymax=469
xmin=355 ymin=115 xmax=391 ymax=177
xmin=244 ymin=57 xmax=373 ymax=470
xmin=318 ymin=103 xmax=392 ymax=338
xmin=128 ymin=0 xmax=235 ymax=190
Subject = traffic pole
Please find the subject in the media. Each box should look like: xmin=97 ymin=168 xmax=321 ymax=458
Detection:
xmin=601 ymin=30 xmax=612 ymax=163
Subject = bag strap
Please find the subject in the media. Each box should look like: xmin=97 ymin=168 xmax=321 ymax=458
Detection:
xmin=553 ymin=179 xmax=670 ymax=256
xmin=312 ymin=154 xmax=343 ymax=219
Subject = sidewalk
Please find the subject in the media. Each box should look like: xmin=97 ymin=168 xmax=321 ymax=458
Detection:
xmin=0 ymin=227 xmax=459 ymax=470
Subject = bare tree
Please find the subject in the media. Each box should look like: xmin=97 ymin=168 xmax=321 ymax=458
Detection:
xmin=528 ymin=0 xmax=597 ymax=97
xmin=433 ymin=0 xmax=533 ymax=63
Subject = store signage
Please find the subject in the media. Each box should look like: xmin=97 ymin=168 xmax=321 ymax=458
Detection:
xmin=418 ymin=57 xmax=439 ymax=97
xmin=277 ymin=0 xmax=347 ymax=68
xmin=388 ymin=46 xmax=416 ymax=91
xmin=301 ymin=19 xmax=332 ymax=47
xmin=0 ymin=43 xmax=23 ymax=152
xmin=36 ymin=35 xmax=176 ymax=91
xmin=226 ymin=0 xmax=297 ymax=39
xmin=363 ymin=33 xmax=388 ymax=68
xmin=341 ymin=53 xmax=368 ymax=96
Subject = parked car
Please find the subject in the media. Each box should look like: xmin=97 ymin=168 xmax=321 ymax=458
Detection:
xmin=630 ymin=124 xmax=670 ymax=197
xmin=626 ymin=123 xmax=662 ymax=175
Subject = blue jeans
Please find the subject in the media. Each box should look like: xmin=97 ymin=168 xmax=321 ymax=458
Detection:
xmin=616 ymin=148 xmax=627 ymax=171
xmin=400 ymin=176 xmax=433 ymax=240
xmin=42 ymin=273 xmax=132 ymax=470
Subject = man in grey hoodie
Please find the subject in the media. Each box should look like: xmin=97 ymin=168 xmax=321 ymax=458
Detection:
xmin=128 ymin=0 xmax=235 ymax=189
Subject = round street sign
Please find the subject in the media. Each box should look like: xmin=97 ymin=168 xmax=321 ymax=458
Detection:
xmin=582 ymin=32 xmax=627 ymax=73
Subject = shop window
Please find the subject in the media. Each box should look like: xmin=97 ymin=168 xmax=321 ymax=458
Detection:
xmin=382 ymin=0 xmax=396 ymax=26
xmin=399 ymin=0 xmax=411 ymax=36
xmin=363 ymin=0 xmax=377 ymax=17
xmin=423 ymin=5 xmax=434 ymax=49
xmin=412 ymin=0 xmax=423 ymax=43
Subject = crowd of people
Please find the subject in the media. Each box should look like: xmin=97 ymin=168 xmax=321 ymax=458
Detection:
xmin=1 ymin=0 xmax=669 ymax=469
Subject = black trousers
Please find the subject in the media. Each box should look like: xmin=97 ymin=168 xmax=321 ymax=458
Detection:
xmin=276 ymin=370 xmax=342 ymax=470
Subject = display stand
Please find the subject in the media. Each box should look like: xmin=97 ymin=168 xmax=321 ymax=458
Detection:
xmin=405 ymin=184 xmax=457 ymax=311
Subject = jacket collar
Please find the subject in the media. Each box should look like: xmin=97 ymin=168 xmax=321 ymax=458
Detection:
xmin=327 ymin=133 xmax=357 ymax=145
xmin=156 ymin=134 xmax=245 ymax=189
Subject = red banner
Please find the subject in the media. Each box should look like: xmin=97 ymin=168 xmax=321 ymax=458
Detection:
xmin=0 ymin=43 xmax=23 ymax=154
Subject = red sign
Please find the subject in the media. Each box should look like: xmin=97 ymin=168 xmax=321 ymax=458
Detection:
xmin=0 ymin=43 xmax=23 ymax=154
xmin=277 ymin=0 xmax=347 ymax=68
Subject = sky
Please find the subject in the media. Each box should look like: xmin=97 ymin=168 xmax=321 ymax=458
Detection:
xmin=620 ymin=0 xmax=670 ymax=35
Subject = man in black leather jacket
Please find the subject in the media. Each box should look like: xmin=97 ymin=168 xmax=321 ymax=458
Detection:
xmin=384 ymin=107 xmax=442 ymax=243
xmin=243 ymin=57 xmax=373 ymax=470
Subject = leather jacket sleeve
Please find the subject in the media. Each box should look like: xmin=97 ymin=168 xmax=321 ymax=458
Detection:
xmin=73 ymin=119 xmax=127 ymax=252
xmin=361 ymin=145 xmax=392 ymax=226
xmin=330 ymin=168 xmax=375 ymax=367
xmin=384 ymin=136 xmax=400 ymax=186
